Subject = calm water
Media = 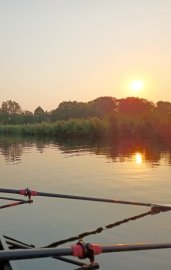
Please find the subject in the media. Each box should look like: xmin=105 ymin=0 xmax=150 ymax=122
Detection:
xmin=0 ymin=136 xmax=171 ymax=270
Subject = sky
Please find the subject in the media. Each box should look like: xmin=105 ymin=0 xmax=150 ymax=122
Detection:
xmin=0 ymin=0 xmax=171 ymax=112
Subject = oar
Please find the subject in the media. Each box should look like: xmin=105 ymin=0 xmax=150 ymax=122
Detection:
xmin=0 ymin=242 xmax=171 ymax=261
xmin=0 ymin=187 xmax=170 ymax=211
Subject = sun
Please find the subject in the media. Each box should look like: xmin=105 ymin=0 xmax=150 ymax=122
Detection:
xmin=130 ymin=80 xmax=144 ymax=94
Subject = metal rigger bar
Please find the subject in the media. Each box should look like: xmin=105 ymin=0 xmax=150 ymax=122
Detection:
xmin=0 ymin=187 xmax=171 ymax=212
xmin=0 ymin=242 xmax=171 ymax=261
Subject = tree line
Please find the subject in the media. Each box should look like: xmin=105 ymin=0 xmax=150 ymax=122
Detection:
xmin=0 ymin=97 xmax=171 ymax=144
xmin=0 ymin=96 xmax=162 ymax=124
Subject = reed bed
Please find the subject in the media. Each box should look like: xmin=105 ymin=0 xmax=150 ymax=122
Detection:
xmin=0 ymin=118 xmax=106 ymax=139
xmin=0 ymin=115 xmax=169 ymax=144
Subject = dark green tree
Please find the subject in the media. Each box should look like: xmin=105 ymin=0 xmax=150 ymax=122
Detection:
xmin=34 ymin=106 xmax=45 ymax=123
xmin=34 ymin=106 xmax=45 ymax=115
xmin=51 ymin=101 xmax=88 ymax=121
xmin=88 ymin=96 xmax=117 ymax=117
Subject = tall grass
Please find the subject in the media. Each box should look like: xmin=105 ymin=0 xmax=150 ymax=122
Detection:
xmin=0 ymin=114 xmax=167 ymax=144
xmin=0 ymin=118 xmax=105 ymax=139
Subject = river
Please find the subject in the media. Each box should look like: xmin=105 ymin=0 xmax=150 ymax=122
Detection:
xmin=0 ymin=136 xmax=171 ymax=270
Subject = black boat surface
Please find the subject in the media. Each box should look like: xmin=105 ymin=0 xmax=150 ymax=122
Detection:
xmin=0 ymin=237 xmax=18 ymax=270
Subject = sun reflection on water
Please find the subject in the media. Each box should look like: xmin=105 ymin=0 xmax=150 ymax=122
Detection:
xmin=134 ymin=152 xmax=143 ymax=165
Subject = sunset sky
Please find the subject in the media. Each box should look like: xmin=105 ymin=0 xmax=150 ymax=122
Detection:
xmin=1 ymin=0 xmax=171 ymax=112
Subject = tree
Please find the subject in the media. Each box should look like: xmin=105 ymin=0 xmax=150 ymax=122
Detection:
xmin=1 ymin=100 xmax=22 ymax=114
xmin=51 ymin=101 xmax=88 ymax=121
xmin=34 ymin=106 xmax=45 ymax=115
xmin=155 ymin=101 xmax=171 ymax=115
xmin=33 ymin=106 xmax=46 ymax=123
xmin=88 ymin=96 xmax=117 ymax=117
xmin=118 ymin=97 xmax=154 ymax=116
xmin=21 ymin=111 xmax=34 ymax=124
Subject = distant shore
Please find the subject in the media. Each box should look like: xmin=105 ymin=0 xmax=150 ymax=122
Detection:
xmin=0 ymin=97 xmax=171 ymax=146
xmin=0 ymin=116 xmax=170 ymax=147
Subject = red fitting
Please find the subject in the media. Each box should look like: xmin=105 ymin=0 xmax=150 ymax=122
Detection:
xmin=30 ymin=191 xmax=38 ymax=196
xmin=71 ymin=243 xmax=102 ymax=258
xmin=19 ymin=189 xmax=38 ymax=196
xmin=89 ymin=244 xmax=102 ymax=255
xmin=19 ymin=189 xmax=26 ymax=195
xmin=71 ymin=244 xmax=84 ymax=258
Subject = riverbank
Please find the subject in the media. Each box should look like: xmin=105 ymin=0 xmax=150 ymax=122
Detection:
xmin=0 ymin=115 xmax=170 ymax=146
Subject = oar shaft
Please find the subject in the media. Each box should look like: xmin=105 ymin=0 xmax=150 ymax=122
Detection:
xmin=0 ymin=243 xmax=171 ymax=261
xmin=36 ymin=191 xmax=152 ymax=207
xmin=0 ymin=187 xmax=152 ymax=207
xmin=0 ymin=247 xmax=72 ymax=260
xmin=2 ymin=188 xmax=171 ymax=211
xmin=102 ymin=242 xmax=171 ymax=253
xmin=0 ymin=188 xmax=20 ymax=195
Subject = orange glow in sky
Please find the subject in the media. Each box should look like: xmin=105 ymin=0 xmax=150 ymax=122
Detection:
xmin=0 ymin=1 xmax=171 ymax=111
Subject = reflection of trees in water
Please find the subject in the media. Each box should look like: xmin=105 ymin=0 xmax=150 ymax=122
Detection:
xmin=0 ymin=136 xmax=55 ymax=164
xmin=35 ymin=141 xmax=46 ymax=153
xmin=0 ymin=136 xmax=31 ymax=164
xmin=58 ymin=137 xmax=171 ymax=167
xmin=0 ymin=136 xmax=171 ymax=166
xmin=0 ymin=141 xmax=23 ymax=164
xmin=106 ymin=138 xmax=162 ymax=167
xmin=161 ymin=152 xmax=171 ymax=166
